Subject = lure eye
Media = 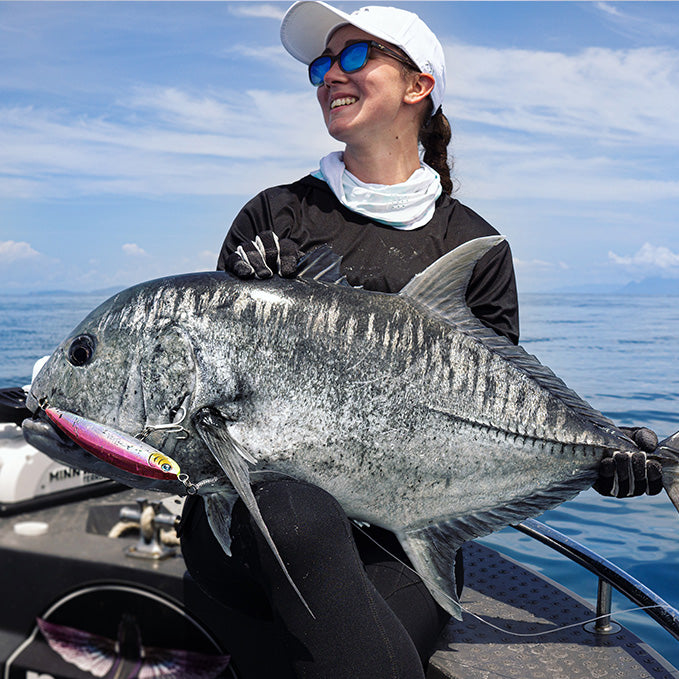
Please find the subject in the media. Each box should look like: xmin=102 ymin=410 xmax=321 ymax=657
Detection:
xmin=67 ymin=335 xmax=96 ymax=367
xmin=161 ymin=463 xmax=172 ymax=472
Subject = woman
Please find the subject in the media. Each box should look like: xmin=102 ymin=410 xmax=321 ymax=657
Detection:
xmin=180 ymin=3 xmax=661 ymax=677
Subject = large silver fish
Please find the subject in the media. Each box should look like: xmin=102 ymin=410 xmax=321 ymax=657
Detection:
xmin=23 ymin=236 xmax=679 ymax=620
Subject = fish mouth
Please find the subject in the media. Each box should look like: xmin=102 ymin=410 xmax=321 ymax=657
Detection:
xmin=22 ymin=391 xmax=86 ymax=455
xmin=25 ymin=388 xmax=41 ymax=416
xmin=22 ymin=413 xmax=82 ymax=461
xmin=21 ymin=413 xmax=168 ymax=491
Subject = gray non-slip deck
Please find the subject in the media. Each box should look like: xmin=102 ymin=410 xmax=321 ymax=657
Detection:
xmin=428 ymin=541 xmax=679 ymax=679
xmin=1 ymin=488 xmax=677 ymax=678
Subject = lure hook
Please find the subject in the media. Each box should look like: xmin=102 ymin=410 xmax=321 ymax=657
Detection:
xmin=136 ymin=407 xmax=189 ymax=442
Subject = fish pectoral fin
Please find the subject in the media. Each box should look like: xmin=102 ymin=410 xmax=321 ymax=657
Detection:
xmin=192 ymin=407 xmax=315 ymax=618
xmin=397 ymin=523 xmax=466 ymax=621
xmin=227 ymin=425 xmax=258 ymax=465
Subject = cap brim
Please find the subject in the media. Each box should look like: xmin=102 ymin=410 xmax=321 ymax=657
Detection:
xmin=280 ymin=1 xmax=355 ymax=64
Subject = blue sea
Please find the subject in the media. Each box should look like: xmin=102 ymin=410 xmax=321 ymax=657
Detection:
xmin=1 ymin=291 xmax=678 ymax=667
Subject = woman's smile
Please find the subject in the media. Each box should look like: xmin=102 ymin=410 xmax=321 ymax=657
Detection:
xmin=330 ymin=96 xmax=358 ymax=110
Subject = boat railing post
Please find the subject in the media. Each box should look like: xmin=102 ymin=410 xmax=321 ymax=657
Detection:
xmin=585 ymin=578 xmax=621 ymax=635
xmin=514 ymin=519 xmax=679 ymax=640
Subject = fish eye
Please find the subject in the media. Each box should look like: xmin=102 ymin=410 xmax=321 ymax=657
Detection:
xmin=67 ymin=335 xmax=96 ymax=367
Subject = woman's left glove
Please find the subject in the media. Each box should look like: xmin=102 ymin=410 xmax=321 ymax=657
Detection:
xmin=594 ymin=427 xmax=663 ymax=497
xmin=225 ymin=231 xmax=299 ymax=279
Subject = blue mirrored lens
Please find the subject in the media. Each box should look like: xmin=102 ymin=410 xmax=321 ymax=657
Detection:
xmin=308 ymin=42 xmax=371 ymax=87
xmin=309 ymin=56 xmax=331 ymax=87
xmin=340 ymin=42 xmax=370 ymax=72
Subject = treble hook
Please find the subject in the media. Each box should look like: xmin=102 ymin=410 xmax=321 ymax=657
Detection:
xmin=136 ymin=407 xmax=189 ymax=442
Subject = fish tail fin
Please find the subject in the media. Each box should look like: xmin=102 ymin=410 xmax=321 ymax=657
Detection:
xmin=656 ymin=431 xmax=679 ymax=513
xmin=397 ymin=524 xmax=464 ymax=621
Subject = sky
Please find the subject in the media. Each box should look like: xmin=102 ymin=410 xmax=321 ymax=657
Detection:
xmin=1 ymin=1 xmax=678 ymax=294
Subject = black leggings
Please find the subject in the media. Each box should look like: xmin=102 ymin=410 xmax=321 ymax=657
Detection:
xmin=179 ymin=478 xmax=450 ymax=679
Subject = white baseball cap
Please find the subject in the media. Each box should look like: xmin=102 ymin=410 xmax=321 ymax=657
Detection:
xmin=280 ymin=1 xmax=446 ymax=114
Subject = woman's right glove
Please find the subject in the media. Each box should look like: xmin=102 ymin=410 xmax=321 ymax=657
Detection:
xmin=225 ymin=231 xmax=299 ymax=279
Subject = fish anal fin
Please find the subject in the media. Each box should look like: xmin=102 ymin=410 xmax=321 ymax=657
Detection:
xmin=397 ymin=478 xmax=595 ymax=621
xmin=397 ymin=524 xmax=464 ymax=621
xmin=193 ymin=407 xmax=315 ymax=619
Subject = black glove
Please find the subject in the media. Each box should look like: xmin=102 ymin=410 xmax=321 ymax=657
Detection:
xmin=594 ymin=427 xmax=663 ymax=497
xmin=225 ymin=231 xmax=299 ymax=279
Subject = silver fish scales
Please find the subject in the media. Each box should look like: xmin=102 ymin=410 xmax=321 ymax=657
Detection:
xmin=23 ymin=236 xmax=679 ymax=619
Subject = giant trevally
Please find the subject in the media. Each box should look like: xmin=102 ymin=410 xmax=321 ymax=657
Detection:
xmin=22 ymin=236 xmax=679 ymax=620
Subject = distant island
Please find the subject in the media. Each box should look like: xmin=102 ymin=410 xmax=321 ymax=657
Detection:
xmin=7 ymin=278 xmax=679 ymax=297
xmin=23 ymin=286 xmax=124 ymax=297
xmin=618 ymin=277 xmax=679 ymax=295
xmin=551 ymin=277 xmax=679 ymax=296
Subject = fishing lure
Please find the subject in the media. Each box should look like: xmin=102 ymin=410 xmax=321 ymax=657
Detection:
xmin=43 ymin=406 xmax=182 ymax=481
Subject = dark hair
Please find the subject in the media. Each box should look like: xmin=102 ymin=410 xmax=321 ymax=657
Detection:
xmin=419 ymin=105 xmax=453 ymax=196
xmin=393 ymin=51 xmax=454 ymax=195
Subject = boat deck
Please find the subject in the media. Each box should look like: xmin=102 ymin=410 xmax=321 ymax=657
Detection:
xmin=429 ymin=541 xmax=679 ymax=679
xmin=0 ymin=487 xmax=677 ymax=678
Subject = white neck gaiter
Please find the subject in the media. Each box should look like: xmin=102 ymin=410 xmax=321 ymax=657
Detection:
xmin=316 ymin=151 xmax=442 ymax=231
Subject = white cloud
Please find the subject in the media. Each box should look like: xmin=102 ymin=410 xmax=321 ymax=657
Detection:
xmin=594 ymin=2 xmax=679 ymax=41
xmin=595 ymin=2 xmax=623 ymax=19
xmin=444 ymin=40 xmax=679 ymax=205
xmin=122 ymin=243 xmax=147 ymax=257
xmin=445 ymin=43 xmax=679 ymax=144
xmin=228 ymin=4 xmax=285 ymax=21
xmin=0 ymin=240 xmax=40 ymax=263
xmin=514 ymin=258 xmax=569 ymax=272
xmin=223 ymin=43 xmax=304 ymax=75
xmin=1 ymin=39 xmax=678 ymax=209
xmin=0 ymin=88 xmax=334 ymax=199
xmin=609 ymin=243 xmax=679 ymax=273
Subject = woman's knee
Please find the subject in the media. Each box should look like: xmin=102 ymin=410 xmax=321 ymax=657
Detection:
xmin=247 ymin=479 xmax=353 ymax=560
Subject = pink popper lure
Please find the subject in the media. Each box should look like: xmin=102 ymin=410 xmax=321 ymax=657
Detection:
xmin=43 ymin=406 xmax=182 ymax=481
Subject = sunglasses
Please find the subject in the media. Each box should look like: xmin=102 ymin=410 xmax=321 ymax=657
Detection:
xmin=308 ymin=40 xmax=419 ymax=87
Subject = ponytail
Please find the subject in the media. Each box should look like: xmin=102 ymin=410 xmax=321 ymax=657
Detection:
xmin=420 ymin=106 xmax=453 ymax=196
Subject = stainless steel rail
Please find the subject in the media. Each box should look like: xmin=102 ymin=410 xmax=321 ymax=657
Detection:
xmin=514 ymin=518 xmax=679 ymax=641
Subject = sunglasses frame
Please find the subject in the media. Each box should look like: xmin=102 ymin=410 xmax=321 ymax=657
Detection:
xmin=308 ymin=40 xmax=419 ymax=87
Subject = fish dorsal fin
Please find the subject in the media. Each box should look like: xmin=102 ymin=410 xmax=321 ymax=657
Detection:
xmin=400 ymin=235 xmax=505 ymax=324
xmin=297 ymin=246 xmax=350 ymax=286
xmin=400 ymin=236 xmax=622 ymax=438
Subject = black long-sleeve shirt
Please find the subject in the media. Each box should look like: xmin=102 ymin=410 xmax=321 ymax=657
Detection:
xmin=218 ymin=174 xmax=519 ymax=344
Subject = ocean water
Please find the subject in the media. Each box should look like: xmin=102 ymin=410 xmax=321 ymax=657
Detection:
xmin=0 ymin=292 xmax=114 ymax=389
xmin=1 ymin=290 xmax=678 ymax=667
xmin=481 ymin=293 xmax=679 ymax=670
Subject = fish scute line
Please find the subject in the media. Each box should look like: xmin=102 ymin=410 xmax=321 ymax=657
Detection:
xmin=428 ymin=405 xmax=606 ymax=460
